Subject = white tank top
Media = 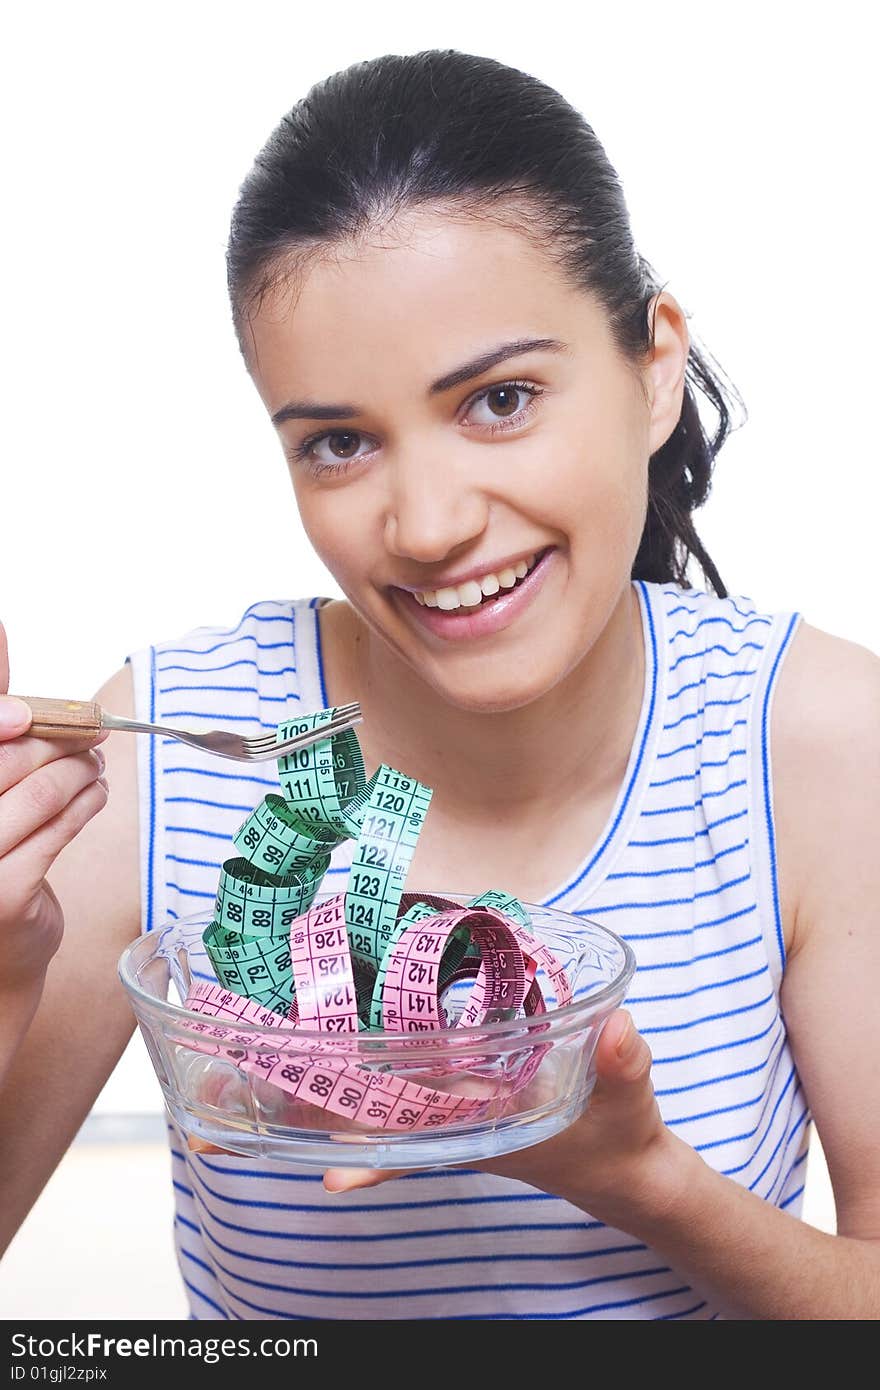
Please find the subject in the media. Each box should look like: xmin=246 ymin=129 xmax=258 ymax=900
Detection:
xmin=126 ymin=579 xmax=807 ymax=1320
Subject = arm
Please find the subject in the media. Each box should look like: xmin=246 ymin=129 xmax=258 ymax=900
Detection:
xmin=0 ymin=662 xmax=142 ymax=1252
xmin=601 ymin=622 xmax=880 ymax=1319
xmin=327 ymin=623 xmax=880 ymax=1319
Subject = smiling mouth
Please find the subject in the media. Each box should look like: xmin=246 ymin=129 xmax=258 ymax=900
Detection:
xmin=399 ymin=547 xmax=555 ymax=611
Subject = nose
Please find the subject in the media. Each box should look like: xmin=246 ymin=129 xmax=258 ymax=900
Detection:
xmin=382 ymin=448 xmax=489 ymax=565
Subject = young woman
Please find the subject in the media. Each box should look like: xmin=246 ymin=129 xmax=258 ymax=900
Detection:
xmin=1 ymin=49 xmax=878 ymax=1321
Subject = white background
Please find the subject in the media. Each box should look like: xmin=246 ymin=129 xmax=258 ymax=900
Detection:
xmin=1 ymin=0 xmax=872 ymax=1314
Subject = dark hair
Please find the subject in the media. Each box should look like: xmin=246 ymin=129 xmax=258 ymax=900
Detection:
xmin=228 ymin=50 xmax=746 ymax=597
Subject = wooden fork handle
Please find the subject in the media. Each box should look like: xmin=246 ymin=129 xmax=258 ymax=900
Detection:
xmin=15 ymin=697 xmax=104 ymax=737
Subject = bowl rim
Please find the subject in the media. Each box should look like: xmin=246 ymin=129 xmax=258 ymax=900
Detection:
xmin=118 ymin=893 xmax=638 ymax=1044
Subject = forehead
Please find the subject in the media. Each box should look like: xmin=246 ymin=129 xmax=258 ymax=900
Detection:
xmin=242 ymin=208 xmax=602 ymax=398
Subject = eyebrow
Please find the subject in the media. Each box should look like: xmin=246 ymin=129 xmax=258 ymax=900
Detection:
xmin=269 ymin=336 xmax=569 ymax=426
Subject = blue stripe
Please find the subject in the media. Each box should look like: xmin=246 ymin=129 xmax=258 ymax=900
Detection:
xmin=167 ymin=824 xmax=235 ymax=840
xmin=218 ymin=1278 xmax=694 ymax=1321
xmin=166 ymin=796 xmax=258 ymax=813
xmin=179 ymin=1241 xmax=676 ymax=1302
xmin=606 ymin=841 xmax=747 ymax=879
xmin=167 ymin=854 xmax=223 ymax=870
xmin=585 ymin=876 xmax=751 ymax=914
xmin=655 ymin=1036 xmax=782 ymax=1098
xmin=629 ymin=807 xmax=748 ymax=846
xmin=761 ymin=612 xmax=800 ymax=971
xmin=698 ymin=1064 xmax=795 ymax=1153
xmin=176 ymin=1211 xmax=646 ymax=1271
xmin=147 ymin=647 xmax=157 ymax=932
xmin=779 ymin=1183 xmax=806 ymax=1210
xmin=658 ymin=1014 xmax=777 ymax=1066
xmin=656 ymin=1300 xmax=710 ymax=1320
xmin=166 ymin=883 xmax=214 ymax=899
xmin=668 ymin=671 xmax=758 ymax=702
xmin=666 ymin=1062 xmax=795 ymax=1128
xmin=641 ymin=778 xmax=748 ymax=816
xmin=748 ymin=1101 xmax=808 ymax=1193
xmin=639 ymin=992 xmax=774 ymax=1035
xmin=166 ymin=766 xmax=277 ymax=787
xmin=182 ymin=1177 xmax=597 ymax=1244
xmin=656 ymin=721 xmax=748 ymax=758
xmin=634 ymin=932 xmax=762 ymax=973
xmin=160 ymin=639 xmax=294 ymax=658
xmin=455 ymin=1285 xmax=693 ymax=1320
xmin=179 ymin=1273 xmax=227 ymax=1318
xmin=188 ymin=1164 xmax=557 ymax=1214
xmin=667 ymin=616 xmax=770 ymax=640
xmin=546 ymin=579 xmax=658 ymax=904
xmin=662 ymin=694 xmax=752 ymax=730
xmin=649 ymin=749 xmax=745 ymax=787
xmin=159 ymin=710 xmax=279 ymax=725
xmin=162 ymin=684 xmax=290 ymax=697
xmin=626 ymin=962 xmax=768 ymax=1005
xmin=311 ymin=601 xmax=329 ymax=709
xmin=158 ymin=661 xmax=297 ymax=677
xmin=669 ymin=641 xmax=764 ymax=673
xmin=585 ymin=902 xmax=756 ymax=941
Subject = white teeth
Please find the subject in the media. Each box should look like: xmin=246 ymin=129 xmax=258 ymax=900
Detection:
xmin=457 ymin=580 xmax=484 ymax=607
xmin=411 ymin=551 xmax=541 ymax=611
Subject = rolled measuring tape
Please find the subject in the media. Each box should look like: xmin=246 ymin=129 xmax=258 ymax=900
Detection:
xmin=187 ymin=706 xmax=574 ymax=1130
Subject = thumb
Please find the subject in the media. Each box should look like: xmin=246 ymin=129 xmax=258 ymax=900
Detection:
xmin=0 ymin=620 xmax=32 ymax=738
xmin=592 ymin=1009 xmax=654 ymax=1095
xmin=323 ymin=1166 xmax=409 ymax=1193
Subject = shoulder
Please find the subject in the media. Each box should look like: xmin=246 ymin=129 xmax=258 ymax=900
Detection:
xmin=131 ymin=599 xmax=309 ymax=658
xmin=770 ymin=619 xmax=880 ymax=955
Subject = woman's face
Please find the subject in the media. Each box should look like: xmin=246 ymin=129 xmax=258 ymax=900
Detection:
xmin=244 ymin=207 xmax=686 ymax=712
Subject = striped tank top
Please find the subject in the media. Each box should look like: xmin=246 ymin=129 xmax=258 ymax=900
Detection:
xmin=126 ymin=579 xmax=808 ymax=1320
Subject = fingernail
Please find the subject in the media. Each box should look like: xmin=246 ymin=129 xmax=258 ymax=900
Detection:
xmin=323 ymin=1170 xmax=363 ymax=1193
xmin=616 ymin=1015 xmax=635 ymax=1057
xmin=92 ymin=747 xmax=106 ymax=776
xmin=0 ymin=696 xmax=31 ymax=733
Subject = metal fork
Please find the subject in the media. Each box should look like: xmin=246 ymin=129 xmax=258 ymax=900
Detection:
xmin=14 ymin=696 xmax=363 ymax=763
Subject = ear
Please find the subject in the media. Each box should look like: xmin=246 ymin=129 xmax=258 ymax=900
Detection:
xmin=644 ymin=292 xmax=690 ymax=456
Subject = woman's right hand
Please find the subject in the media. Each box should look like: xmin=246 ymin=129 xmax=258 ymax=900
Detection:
xmin=0 ymin=620 xmax=110 ymax=989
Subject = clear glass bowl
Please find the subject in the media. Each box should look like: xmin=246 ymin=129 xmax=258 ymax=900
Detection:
xmin=118 ymin=892 xmax=636 ymax=1168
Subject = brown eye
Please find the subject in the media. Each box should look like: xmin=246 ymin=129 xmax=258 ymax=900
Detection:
xmin=326 ymin=432 xmax=362 ymax=458
xmin=485 ymin=386 xmax=521 ymax=418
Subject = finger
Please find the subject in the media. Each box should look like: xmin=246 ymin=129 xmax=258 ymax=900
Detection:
xmin=0 ymin=749 xmax=109 ymax=857
xmin=0 ymin=725 xmax=110 ymax=796
xmin=593 ymin=1009 xmax=654 ymax=1091
xmin=187 ymin=1136 xmax=235 ymax=1156
xmin=0 ymin=776 xmax=110 ymax=896
xmin=322 ymin=1166 xmax=411 ymax=1193
xmin=0 ymin=695 xmax=33 ymax=739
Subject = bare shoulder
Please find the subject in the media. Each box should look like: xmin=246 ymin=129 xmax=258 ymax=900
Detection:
xmin=770 ymin=619 xmax=880 ymax=956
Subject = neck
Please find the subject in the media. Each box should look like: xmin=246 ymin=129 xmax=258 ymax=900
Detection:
xmin=326 ymin=582 xmax=646 ymax=819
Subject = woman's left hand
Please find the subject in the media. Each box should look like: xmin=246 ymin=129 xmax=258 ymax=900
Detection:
xmin=320 ymin=1009 xmax=681 ymax=1227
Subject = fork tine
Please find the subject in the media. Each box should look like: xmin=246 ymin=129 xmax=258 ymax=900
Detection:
xmin=244 ymin=706 xmax=362 ymax=752
xmin=271 ymin=717 xmax=363 ymax=758
xmin=247 ymin=707 xmax=364 ymax=757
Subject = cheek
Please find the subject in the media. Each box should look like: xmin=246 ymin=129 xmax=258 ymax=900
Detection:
xmin=292 ymin=481 xmax=363 ymax=578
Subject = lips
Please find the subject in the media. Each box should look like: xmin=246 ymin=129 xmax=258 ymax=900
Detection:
xmin=392 ymin=545 xmax=559 ymax=642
